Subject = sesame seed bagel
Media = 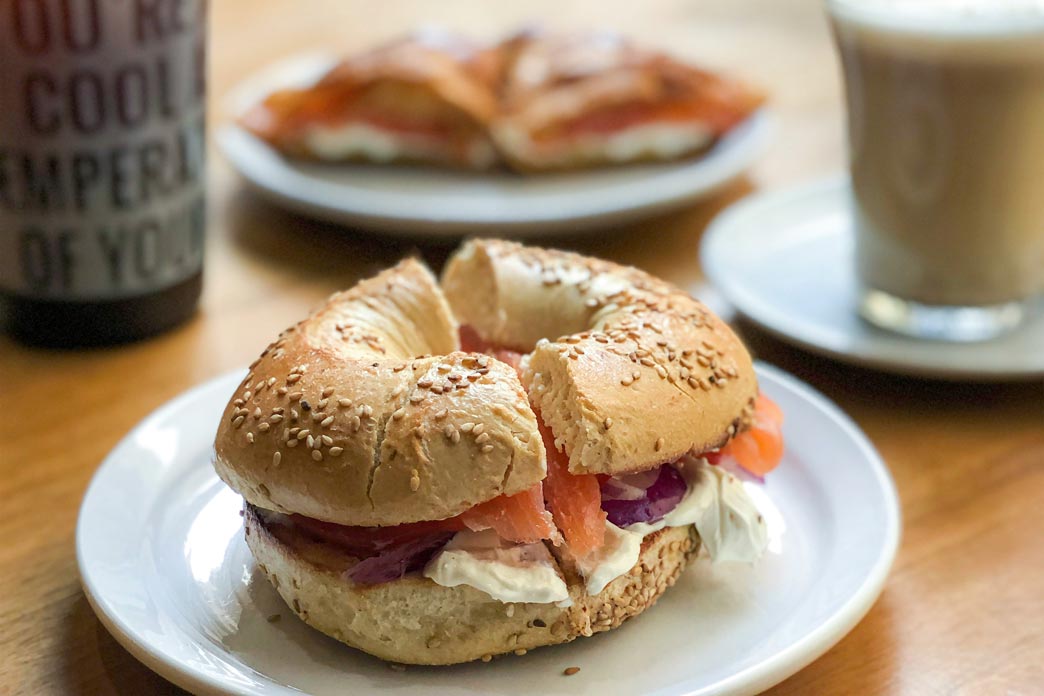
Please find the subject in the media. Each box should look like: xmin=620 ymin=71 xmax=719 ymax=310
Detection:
xmin=214 ymin=259 xmax=546 ymax=527
xmin=245 ymin=504 xmax=699 ymax=665
xmin=442 ymin=239 xmax=757 ymax=475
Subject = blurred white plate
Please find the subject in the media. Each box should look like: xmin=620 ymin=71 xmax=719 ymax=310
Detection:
xmin=77 ymin=363 xmax=899 ymax=696
xmin=702 ymin=177 xmax=1044 ymax=381
xmin=217 ymin=53 xmax=771 ymax=236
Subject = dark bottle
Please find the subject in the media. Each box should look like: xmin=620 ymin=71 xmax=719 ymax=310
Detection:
xmin=0 ymin=0 xmax=207 ymax=347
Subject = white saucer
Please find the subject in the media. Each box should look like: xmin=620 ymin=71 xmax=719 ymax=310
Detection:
xmin=77 ymin=364 xmax=899 ymax=696
xmin=217 ymin=53 xmax=771 ymax=237
xmin=702 ymin=177 xmax=1044 ymax=381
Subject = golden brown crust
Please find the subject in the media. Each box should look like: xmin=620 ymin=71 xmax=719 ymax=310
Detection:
xmin=490 ymin=30 xmax=764 ymax=171
xmin=214 ymin=259 xmax=546 ymax=526
xmin=442 ymin=239 xmax=758 ymax=475
xmin=245 ymin=506 xmax=699 ymax=665
xmin=240 ymin=30 xmax=500 ymax=168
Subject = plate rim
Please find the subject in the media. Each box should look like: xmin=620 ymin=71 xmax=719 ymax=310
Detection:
xmin=701 ymin=175 xmax=1044 ymax=381
xmin=215 ymin=51 xmax=771 ymax=236
xmin=76 ymin=363 xmax=900 ymax=696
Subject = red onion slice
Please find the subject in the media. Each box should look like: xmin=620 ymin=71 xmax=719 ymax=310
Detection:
xmin=346 ymin=531 xmax=456 ymax=585
xmin=600 ymin=465 xmax=688 ymax=527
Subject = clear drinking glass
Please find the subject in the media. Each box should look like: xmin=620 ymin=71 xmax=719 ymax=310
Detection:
xmin=826 ymin=0 xmax=1044 ymax=341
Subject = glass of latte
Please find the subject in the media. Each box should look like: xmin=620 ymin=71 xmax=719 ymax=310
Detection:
xmin=827 ymin=0 xmax=1044 ymax=341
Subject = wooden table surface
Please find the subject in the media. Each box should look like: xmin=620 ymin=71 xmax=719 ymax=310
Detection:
xmin=2 ymin=0 xmax=1042 ymax=694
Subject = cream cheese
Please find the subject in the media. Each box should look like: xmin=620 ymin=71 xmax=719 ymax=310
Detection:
xmin=423 ymin=529 xmax=569 ymax=604
xmin=578 ymin=521 xmax=644 ymax=595
xmin=302 ymin=122 xmax=497 ymax=167
xmin=424 ymin=459 xmax=768 ymax=604
xmin=626 ymin=459 xmax=768 ymax=563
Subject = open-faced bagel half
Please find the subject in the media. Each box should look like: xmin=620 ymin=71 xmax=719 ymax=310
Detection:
xmin=443 ymin=239 xmax=758 ymax=475
xmin=214 ymin=259 xmax=546 ymax=527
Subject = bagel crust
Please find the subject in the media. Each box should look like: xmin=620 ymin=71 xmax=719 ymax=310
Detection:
xmin=245 ymin=505 xmax=700 ymax=665
xmin=214 ymin=259 xmax=546 ymax=527
xmin=442 ymin=239 xmax=758 ymax=475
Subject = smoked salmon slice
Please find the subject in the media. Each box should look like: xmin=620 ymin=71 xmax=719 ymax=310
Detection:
xmin=715 ymin=394 xmax=784 ymax=476
xmin=539 ymin=419 xmax=606 ymax=558
xmin=460 ymin=483 xmax=556 ymax=544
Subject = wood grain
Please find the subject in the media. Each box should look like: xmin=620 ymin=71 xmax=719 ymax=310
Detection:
xmin=1 ymin=1 xmax=1042 ymax=694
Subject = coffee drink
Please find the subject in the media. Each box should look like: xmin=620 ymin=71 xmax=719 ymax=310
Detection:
xmin=828 ymin=0 xmax=1044 ymax=340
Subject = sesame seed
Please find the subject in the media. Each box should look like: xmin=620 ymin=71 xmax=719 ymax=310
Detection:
xmin=392 ymin=409 xmax=406 ymax=421
xmin=258 ymin=422 xmax=270 ymax=432
xmin=655 ymin=365 xmax=668 ymax=378
xmin=321 ymin=434 xmax=333 ymax=446
xmin=472 ymin=423 xmax=485 ymax=436
xmin=311 ymin=450 xmax=323 ymax=462
xmin=290 ymin=409 xmax=299 ymax=421
xmin=437 ymin=364 xmax=451 ymax=373
xmin=253 ymin=407 xmax=262 ymax=419
xmin=233 ymin=399 xmax=244 ymax=407
xmin=338 ymin=398 xmax=352 ymax=408
xmin=306 ymin=435 xmax=315 ymax=449
xmin=481 ymin=654 xmax=492 ymax=663
xmin=564 ymin=667 xmax=580 ymax=676
xmin=243 ymin=391 xmax=252 ymax=400
xmin=317 ymin=398 xmax=328 ymax=409
xmin=390 ymin=386 xmax=404 ymax=398
xmin=272 ymin=407 xmax=284 ymax=414
xmin=482 ymin=444 xmax=494 ymax=453
xmin=296 ymin=429 xmax=309 ymax=440
xmin=246 ymin=432 xmax=255 ymax=444
xmin=410 ymin=470 xmax=420 ymax=491
xmin=655 ymin=437 xmax=664 ymax=452
xmin=604 ymin=417 xmax=613 ymax=430
xmin=475 ymin=432 xmax=491 ymax=444
xmin=321 ymin=386 xmax=334 ymax=397
xmin=688 ymin=376 xmax=700 ymax=389
xmin=269 ymin=414 xmax=283 ymax=423
xmin=435 ymin=409 xmax=448 ymax=420
xmin=361 ymin=405 xmax=373 ymax=418
xmin=232 ymin=415 xmax=245 ymax=428
xmin=418 ymin=379 xmax=433 ymax=389
xmin=621 ymin=376 xmax=633 ymax=386
xmin=329 ymin=447 xmax=343 ymax=456
xmin=286 ymin=438 xmax=298 ymax=448
xmin=286 ymin=374 xmax=301 ymax=384
xmin=461 ymin=422 xmax=475 ymax=433
xmin=350 ymin=415 xmax=361 ymax=431
xmin=289 ymin=392 xmax=303 ymax=401
xmin=321 ymin=415 xmax=335 ymax=427
xmin=409 ymin=394 xmax=423 ymax=404
xmin=272 ymin=452 xmax=281 ymax=466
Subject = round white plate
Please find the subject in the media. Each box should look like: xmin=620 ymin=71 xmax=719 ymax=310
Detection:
xmin=78 ymin=363 xmax=899 ymax=696
xmin=216 ymin=53 xmax=771 ymax=236
xmin=702 ymin=177 xmax=1044 ymax=381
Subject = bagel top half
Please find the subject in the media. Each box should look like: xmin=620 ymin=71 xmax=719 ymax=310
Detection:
xmin=214 ymin=259 xmax=546 ymax=527
xmin=442 ymin=239 xmax=757 ymax=475
xmin=215 ymin=240 xmax=757 ymax=527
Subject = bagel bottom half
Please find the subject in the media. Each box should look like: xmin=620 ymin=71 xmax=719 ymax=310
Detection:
xmin=244 ymin=506 xmax=700 ymax=665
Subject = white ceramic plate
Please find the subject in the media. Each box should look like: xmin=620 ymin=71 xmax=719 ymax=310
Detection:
xmin=702 ymin=177 xmax=1044 ymax=381
xmin=77 ymin=363 xmax=899 ymax=696
xmin=216 ymin=53 xmax=771 ymax=236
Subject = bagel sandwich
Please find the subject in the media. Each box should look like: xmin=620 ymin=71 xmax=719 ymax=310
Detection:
xmin=214 ymin=240 xmax=784 ymax=665
xmin=240 ymin=29 xmax=501 ymax=169
xmin=489 ymin=30 xmax=764 ymax=171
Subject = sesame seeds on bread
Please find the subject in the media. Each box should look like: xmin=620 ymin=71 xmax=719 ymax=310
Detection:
xmin=442 ymin=239 xmax=758 ymax=475
xmin=213 ymin=259 xmax=546 ymax=527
